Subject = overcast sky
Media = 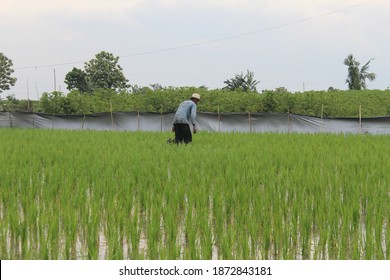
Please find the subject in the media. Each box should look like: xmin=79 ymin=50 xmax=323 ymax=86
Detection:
xmin=1 ymin=0 xmax=389 ymax=100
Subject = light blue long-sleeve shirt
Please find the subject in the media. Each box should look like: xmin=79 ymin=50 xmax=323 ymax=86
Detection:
xmin=173 ymin=100 xmax=197 ymax=125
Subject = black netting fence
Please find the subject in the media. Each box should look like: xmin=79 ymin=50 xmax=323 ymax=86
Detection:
xmin=1 ymin=111 xmax=390 ymax=134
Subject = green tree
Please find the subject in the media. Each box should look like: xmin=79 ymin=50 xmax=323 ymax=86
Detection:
xmin=40 ymin=91 xmax=74 ymax=114
xmin=328 ymin=86 xmax=340 ymax=92
xmin=344 ymin=54 xmax=376 ymax=90
xmin=223 ymin=70 xmax=259 ymax=92
xmin=0 ymin=52 xmax=17 ymax=95
xmin=64 ymin=67 xmax=90 ymax=93
xmin=84 ymin=51 xmax=129 ymax=91
xmin=262 ymin=90 xmax=276 ymax=112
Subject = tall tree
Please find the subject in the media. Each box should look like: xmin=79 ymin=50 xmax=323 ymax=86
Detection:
xmin=84 ymin=51 xmax=129 ymax=91
xmin=344 ymin=54 xmax=376 ymax=90
xmin=0 ymin=52 xmax=17 ymax=95
xmin=64 ymin=67 xmax=90 ymax=93
xmin=359 ymin=59 xmax=377 ymax=90
xmin=223 ymin=70 xmax=259 ymax=92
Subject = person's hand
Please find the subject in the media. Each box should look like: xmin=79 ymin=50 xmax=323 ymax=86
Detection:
xmin=193 ymin=125 xmax=197 ymax=134
xmin=171 ymin=125 xmax=175 ymax=132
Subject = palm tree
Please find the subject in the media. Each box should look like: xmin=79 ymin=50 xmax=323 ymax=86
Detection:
xmin=359 ymin=59 xmax=376 ymax=89
xmin=344 ymin=54 xmax=376 ymax=90
xmin=223 ymin=70 xmax=259 ymax=92
xmin=242 ymin=70 xmax=259 ymax=92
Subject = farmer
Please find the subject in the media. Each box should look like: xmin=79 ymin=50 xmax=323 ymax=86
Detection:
xmin=171 ymin=93 xmax=200 ymax=144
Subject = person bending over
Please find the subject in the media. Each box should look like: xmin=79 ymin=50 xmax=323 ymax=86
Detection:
xmin=171 ymin=93 xmax=200 ymax=144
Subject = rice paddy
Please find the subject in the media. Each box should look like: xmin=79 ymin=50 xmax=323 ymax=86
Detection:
xmin=0 ymin=129 xmax=388 ymax=260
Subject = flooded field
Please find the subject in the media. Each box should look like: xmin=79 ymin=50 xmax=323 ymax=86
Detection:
xmin=0 ymin=129 xmax=388 ymax=259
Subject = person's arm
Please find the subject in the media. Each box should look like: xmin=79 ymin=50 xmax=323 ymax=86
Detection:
xmin=190 ymin=103 xmax=197 ymax=133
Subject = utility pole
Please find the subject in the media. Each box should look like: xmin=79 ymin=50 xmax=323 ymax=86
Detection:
xmin=27 ymin=79 xmax=30 ymax=111
xmin=53 ymin=69 xmax=57 ymax=92
xmin=35 ymin=81 xmax=40 ymax=100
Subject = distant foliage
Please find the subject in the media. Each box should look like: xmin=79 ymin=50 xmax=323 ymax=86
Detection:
xmin=21 ymin=88 xmax=390 ymax=118
xmin=223 ymin=70 xmax=259 ymax=92
xmin=64 ymin=67 xmax=90 ymax=93
xmin=0 ymin=52 xmax=17 ymax=94
xmin=64 ymin=51 xmax=129 ymax=93
xmin=84 ymin=51 xmax=129 ymax=91
xmin=344 ymin=54 xmax=376 ymax=90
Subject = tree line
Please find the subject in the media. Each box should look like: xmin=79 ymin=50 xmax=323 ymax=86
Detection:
xmin=2 ymin=87 xmax=390 ymax=118
xmin=1 ymin=50 xmax=386 ymax=118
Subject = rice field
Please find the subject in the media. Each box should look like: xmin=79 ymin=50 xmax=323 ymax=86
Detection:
xmin=0 ymin=129 xmax=388 ymax=260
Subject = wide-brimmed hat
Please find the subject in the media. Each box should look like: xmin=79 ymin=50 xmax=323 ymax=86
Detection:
xmin=191 ymin=93 xmax=201 ymax=100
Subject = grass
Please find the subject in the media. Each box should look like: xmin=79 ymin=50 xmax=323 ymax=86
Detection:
xmin=0 ymin=129 xmax=388 ymax=259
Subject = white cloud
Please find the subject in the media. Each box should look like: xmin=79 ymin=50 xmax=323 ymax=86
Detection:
xmin=136 ymin=0 xmax=380 ymax=16
xmin=1 ymin=0 xmax=141 ymax=16
xmin=1 ymin=0 xmax=142 ymax=28
xmin=2 ymin=0 xmax=386 ymax=18
xmin=2 ymin=0 xmax=390 ymax=99
xmin=2 ymin=0 xmax=384 ymax=30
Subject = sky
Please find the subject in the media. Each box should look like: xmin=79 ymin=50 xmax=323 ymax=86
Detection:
xmin=1 ymin=0 xmax=389 ymax=100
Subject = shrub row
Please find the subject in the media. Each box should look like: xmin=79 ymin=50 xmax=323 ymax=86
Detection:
xmin=2 ymin=88 xmax=390 ymax=117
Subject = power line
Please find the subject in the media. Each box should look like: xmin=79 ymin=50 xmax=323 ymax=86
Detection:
xmin=15 ymin=61 xmax=84 ymax=70
xmin=120 ymin=0 xmax=377 ymax=58
xmin=14 ymin=0 xmax=377 ymax=70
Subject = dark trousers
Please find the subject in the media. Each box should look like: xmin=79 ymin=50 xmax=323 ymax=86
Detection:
xmin=174 ymin=123 xmax=192 ymax=144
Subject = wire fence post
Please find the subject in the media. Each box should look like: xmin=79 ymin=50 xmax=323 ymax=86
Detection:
xmin=321 ymin=104 xmax=324 ymax=133
xmin=288 ymin=111 xmax=291 ymax=133
xmin=8 ymin=111 xmax=12 ymax=128
xmin=52 ymin=101 xmax=56 ymax=130
xmin=82 ymin=114 xmax=86 ymax=130
xmin=160 ymin=110 xmax=163 ymax=132
xmin=249 ymin=112 xmax=252 ymax=132
xmin=137 ymin=111 xmax=140 ymax=131
xmin=218 ymin=105 xmax=221 ymax=132
xmin=110 ymin=100 xmax=115 ymax=131
xmin=359 ymin=105 xmax=362 ymax=134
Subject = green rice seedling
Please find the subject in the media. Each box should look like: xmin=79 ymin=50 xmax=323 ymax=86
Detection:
xmin=161 ymin=201 xmax=180 ymax=259
xmin=85 ymin=212 xmax=100 ymax=260
xmin=129 ymin=205 xmax=142 ymax=259
xmin=145 ymin=205 xmax=162 ymax=259
xmin=183 ymin=206 xmax=198 ymax=260
xmin=0 ymin=129 xmax=389 ymax=259
xmin=198 ymin=216 xmax=213 ymax=259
